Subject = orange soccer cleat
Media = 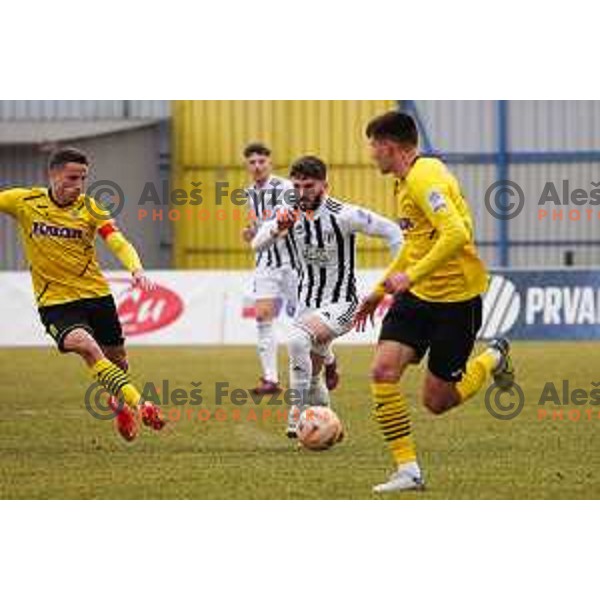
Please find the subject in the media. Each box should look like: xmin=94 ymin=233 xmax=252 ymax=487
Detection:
xmin=140 ymin=401 xmax=167 ymax=431
xmin=108 ymin=396 xmax=139 ymax=442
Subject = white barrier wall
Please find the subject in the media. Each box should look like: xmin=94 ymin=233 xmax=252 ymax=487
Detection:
xmin=0 ymin=270 xmax=385 ymax=347
xmin=2 ymin=269 xmax=600 ymax=347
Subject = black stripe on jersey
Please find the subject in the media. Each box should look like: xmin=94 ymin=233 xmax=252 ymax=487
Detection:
xmin=251 ymin=189 xmax=260 ymax=219
xmin=36 ymin=282 xmax=50 ymax=303
xmin=297 ymin=264 xmax=305 ymax=300
xmin=314 ymin=218 xmax=327 ymax=308
xmin=288 ymin=227 xmax=299 ymax=257
xmin=346 ymin=233 xmax=357 ymax=302
xmin=330 ymin=214 xmax=345 ymax=303
xmin=266 ymin=247 xmax=273 ymax=268
xmin=284 ymin=234 xmax=296 ymax=270
xmin=303 ymin=219 xmax=315 ymax=307
xmin=249 ymin=187 xmax=262 ymax=268
xmin=272 ymin=241 xmax=282 ymax=268
xmin=78 ymin=259 xmax=92 ymax=277
xmin=23 ymin=193 xmax=46 ymax=202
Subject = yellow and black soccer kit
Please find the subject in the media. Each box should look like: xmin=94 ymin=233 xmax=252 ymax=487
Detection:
xmin=370 ymin=158 xmax=498 ymax=468
xmin=0 ymin=187 xmax=141 ymax=351
xmin=0 ymin=186 xmax=147 ymax=410
xmin=375 ymin=157 xmax=489 ymax=382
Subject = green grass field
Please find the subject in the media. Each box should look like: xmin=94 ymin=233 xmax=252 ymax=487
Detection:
xmin=1 ymin=342 xmax=599 ymax=499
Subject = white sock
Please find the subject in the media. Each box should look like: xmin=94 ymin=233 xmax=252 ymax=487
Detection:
xmin=288 ymin=326 xmax=313 ymax=410
xmin=257 ymin=321 xmax=278 ymax=382
xmin=309 ymin=374 xmax=331 ymax=407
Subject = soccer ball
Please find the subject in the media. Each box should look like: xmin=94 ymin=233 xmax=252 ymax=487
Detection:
xmin=297 ymin=406 xmax=344 ymax=451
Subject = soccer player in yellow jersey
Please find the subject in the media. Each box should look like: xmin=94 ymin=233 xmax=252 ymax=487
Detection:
xmin=0 ymin=147 xmax=165 ymax=441
xmin=355 ymin=112 xmax=515 ymax=493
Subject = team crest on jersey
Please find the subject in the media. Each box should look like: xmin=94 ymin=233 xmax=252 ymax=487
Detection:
xmin=427 ymin=190 xmax=447 ymax=213
xmin=397 ymin=217 xmax=415 ymax=231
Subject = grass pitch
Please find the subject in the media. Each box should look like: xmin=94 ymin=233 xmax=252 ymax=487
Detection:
xmin=1 ymin=343 xmax=599 ymax=499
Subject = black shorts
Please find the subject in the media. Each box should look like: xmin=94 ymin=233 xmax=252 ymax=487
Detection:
xmin=38 ymin=295 xmax=124 ymax=352
xmin=379 ymin=291 xmax=483 ymax=382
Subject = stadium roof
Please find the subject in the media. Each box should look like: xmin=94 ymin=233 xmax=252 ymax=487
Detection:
xmin=0 ymin=119 xmax=162 ymax=145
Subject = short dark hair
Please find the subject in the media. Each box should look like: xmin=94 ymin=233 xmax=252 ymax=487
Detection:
xmin=48 ymin=147 xmax=89 ymax=170
xmin=289 ymin=155 xmax=327 ymax=181
xmin=365 ymin=111 xmax=419 ymax=147
xmin=243 ymin=142 xmax=271 ymax=158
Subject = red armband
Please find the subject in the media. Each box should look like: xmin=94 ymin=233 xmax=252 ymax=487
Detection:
xmin=98 ymin=222 xmax=118 ymax=239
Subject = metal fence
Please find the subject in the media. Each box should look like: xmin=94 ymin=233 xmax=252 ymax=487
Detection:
xmin=407 ymin=100 xmax=600 ymax=268
xmin=1 ymin=101 xmax=599 ymax=271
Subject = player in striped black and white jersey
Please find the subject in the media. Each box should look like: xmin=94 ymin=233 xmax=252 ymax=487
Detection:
xmin=252 ymin=155 xmax=403 ymax=437
xmin=242 ymin=143 xmax=341 ymax=395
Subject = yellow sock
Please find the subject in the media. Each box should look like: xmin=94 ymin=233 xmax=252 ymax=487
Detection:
xmin=91 ymin=358 xmax=141 ymax=409
xmin=456 ymin=349 xmax=499 ymax=404
xmin=371 ymin=382 xmax=416 ymax=466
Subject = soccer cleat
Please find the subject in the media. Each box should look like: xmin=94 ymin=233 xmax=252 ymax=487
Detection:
xmin=140 ymin=401 xmax=167 ymax=431
xmin=286 ymin=405 xmax=301 ymax=439
xmin=108 ymin=395 xmax=139 ymax=442
xmin=488 ymin=338 xmax=515 ymax=390
xmin=252 ymin=378 xmax=283 ymax=395
xmin=373 ymin=462 xmax=425 ymax=494
xmin=324 ymin=359 xmax=340 ymax=391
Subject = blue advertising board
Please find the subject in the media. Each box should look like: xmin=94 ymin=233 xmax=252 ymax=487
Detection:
xmin=481 ymin=270 xmax=600 ymax=340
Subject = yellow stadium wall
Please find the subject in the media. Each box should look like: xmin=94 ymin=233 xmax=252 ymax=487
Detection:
xmin=171 ymin=100 xmax=397 ymax=269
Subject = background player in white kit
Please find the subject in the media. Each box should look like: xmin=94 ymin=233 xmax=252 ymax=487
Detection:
xmin=251 ymin=155 xmax=403 ymax=436
xmin=242 ymin=144 xmax=340 ymax=394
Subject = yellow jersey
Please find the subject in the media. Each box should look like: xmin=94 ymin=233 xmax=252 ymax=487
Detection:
xmin=0 ymin=187 xmax=113 ymax=307
xmin=376 ymin=157 xmax=488 ymax=302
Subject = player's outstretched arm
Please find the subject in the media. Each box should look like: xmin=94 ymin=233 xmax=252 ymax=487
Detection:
xmin=345 ymin=206 xmax=404 ymax=331
xmin=345 ymin=205 xmax=407 ymax=297
xmin=347 ymin=205 xmax=404 ymax=256
xmin=98 ymin=223 xmax=155 ymax=291
xmin=0 ymin=188 xmax=25 ymax=218
xmin=250 ymin=210 xmax=295 ymax=252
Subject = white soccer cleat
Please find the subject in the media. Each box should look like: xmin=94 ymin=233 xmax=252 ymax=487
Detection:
xmin=488 ymin=338 xmax=515 ymax=391
xmin=372 ymin=462 xmax=425 ymax=494
xmin=286 ymin=405 xmax=301 ymax=439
